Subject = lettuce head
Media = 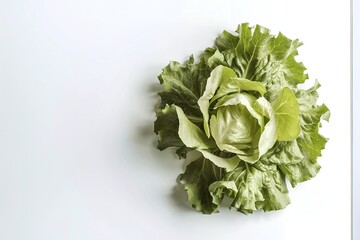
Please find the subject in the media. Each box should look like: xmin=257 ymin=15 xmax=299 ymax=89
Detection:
xmin=154 ymin=23 xmax=330 ymax=214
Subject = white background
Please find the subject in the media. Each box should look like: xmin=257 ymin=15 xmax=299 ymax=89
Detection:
xmin=0 ymin=1 xmax=351 ymax=240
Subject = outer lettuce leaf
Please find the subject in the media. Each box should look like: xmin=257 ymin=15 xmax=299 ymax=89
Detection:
xmin=215 ymin=30 xmax=239 ymax=52
xmin=207 ymin=49 xmax=228 ymax=69
xmin=154 ymin=104 xmax=203 ymax=158
xmin=296 ymin=81 xmax=330 ymax=164
xmin=213 ymin=31 xmax=238 ymax=69
xmin=272 ymin=87 xmax=300 ymax=141
xmin=225 ymin=163 xmax=265 ymax=214
xmin=279 ymin=157 xmax=321 ymax=187
xmin=262 ymin=140 xmax=304 ymax=165
xmin=266 ymin=32 xmax=307 ymax=85
xmin=209 ymin=181 xmax=238 ymax=206
xmin=154 ymin=104 xmax=185 ymax=151
xmin=261 ymin=170 xmax=290 ymax=212
xmin=158 ymin=56 xmax=210 ymax=118
xmin=252 ymin=161 xmax=291 ymax=211
xmin=275 ymin=82 xmax=329 ymax=186
xmin=157 ymin=55 xmax=213 ymax=158
xmin=214 ymin=23 xmax=308 ymax=102
xmin=224 ymin=161 xmax=290 ymax=214
xmin=235 ymin=23 xmax=272 ymax=80
xmin=179 ymin=157 xmax=224 ymax=214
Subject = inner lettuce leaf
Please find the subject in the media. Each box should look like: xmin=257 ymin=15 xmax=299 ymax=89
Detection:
xmin=198 ymin=65 xmax=237 ymax=137
xmin=154 ymin=23 xmax=329 ymax=214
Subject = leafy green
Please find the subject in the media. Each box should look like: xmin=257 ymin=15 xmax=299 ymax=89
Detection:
xmin=154 ymin=23 xmax=329 ymax=214
xmin=253 ymin=97 xmax=278 ymax=159
xmin=179 ymin=157 xmax=224 ymax=214
xmin=198 ymin=65 xmax=237 ymax=137
xmin=212 ymin=77 xmax=266 ymax=103
xmin=209 ymin=180 xmax=238 ymax=206
xmin=272 ymin=87 xmax=300 ymax=141
xmin=158 ymin=56 xmax=211 ymax=126
xmin=154 ymin=104 xmax=184 ymax=151
xmin=224 ymin=161 xmax=290 ymax=214
xmin=198 ymin=150 xmax=241 ymax=172
xmin=175 ymin=105 xmax=216 ymax=150
xmin=279 ymin=157 xmax=321 ymax=187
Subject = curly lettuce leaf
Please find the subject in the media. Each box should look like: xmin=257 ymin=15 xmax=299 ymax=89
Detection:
xmin=158 ymin=56 xmax=210 ymax=118
xmin=272 ymin=87 xmax=300 ymax=141
xmin=263 ymin=140 xmax=304 ymax=165
xmin=214 ymin=23 xmax=308 ymax=102
xmin=224 ymin=161 xmax=290 ymax=214
xmin=179 ymin=157 xmax=224 ymax=214
xmin=296 ymin=81 xmax=330 ymax=163
xmin=209 ymin=181 xmax=238 ymax=206
xmin=279 ymin=157 xmax=321 ymax=187
xmin=154 ymin=104 xmax=185 ymax=151
xmin=272 ymin=82 xmax=329 ymax=186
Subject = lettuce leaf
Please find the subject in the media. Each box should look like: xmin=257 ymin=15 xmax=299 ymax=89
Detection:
xmin=272 ymin=87 xmax=300 ymax=141
xmin=197 ymin=65 xmax=237 ymax=137
xmin=179 ymin=157 xmax=224 ymax=214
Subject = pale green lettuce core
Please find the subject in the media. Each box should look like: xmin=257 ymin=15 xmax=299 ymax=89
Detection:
xmin=154 ymin=23 xmax=329 ymax=214
xmin=210 ymin=105 xmax=260 ymax=154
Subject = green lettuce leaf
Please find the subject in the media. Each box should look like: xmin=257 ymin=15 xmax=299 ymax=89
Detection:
xmin=198 ymin=65 xmax=237 ymax=137
xmin=209 ymin=181 xmax=238 ymax=206
xmin=198 ymin=150 xmax=241 ymax=171
xmin=207 ymin=49 xmax=228 ymax=69
xmin=224 ymin=161 xmax=290 ymax=214
xmin=154 ymin=104 xmax=185 ymax=151
xmin=215 ymin=30 xmax=239 ymax=52
xmin=272 ymin=87 xmax=300 ymax=141
xmin=211 ymin=78 xmax=266 ymax=103
xmin=158 ymin=56 xmax=210 ymax=118
xmin=175 ymin=105 xmax=216 ymax=150
xmin=296 ymin=81 xmax=330 ymax=164
xmin=179 ymin=157 xmax=224 ymax=214
xmin=279 ymin=157 xmax=321 ymax=187
xmin=262 ymin=140 xmax=304 ymax=165
xmin=214 ymin=23 xmax=308 ymax=102
xmin=253 ymin=97 xmax=278 ymax=159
